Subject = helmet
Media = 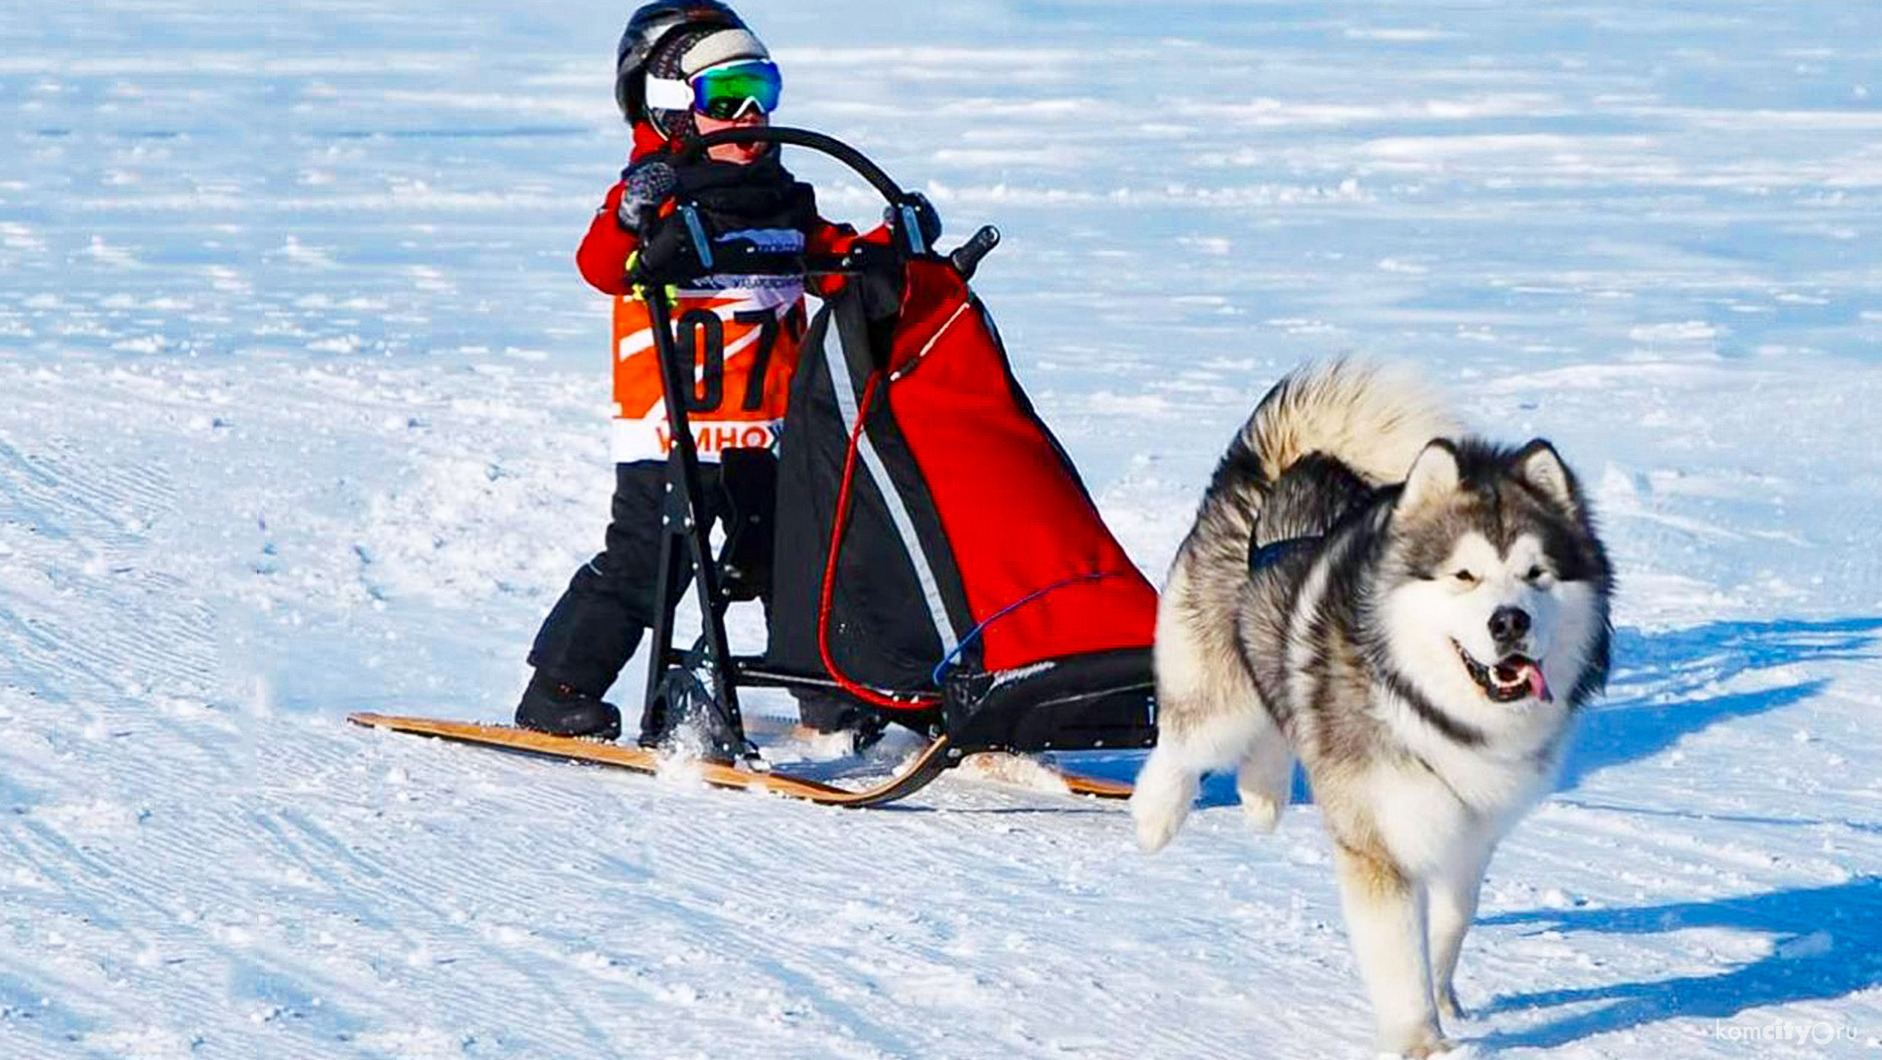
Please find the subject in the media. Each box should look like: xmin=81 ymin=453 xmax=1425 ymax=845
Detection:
xmin=615 ymin=1 xmax=748 ymax=125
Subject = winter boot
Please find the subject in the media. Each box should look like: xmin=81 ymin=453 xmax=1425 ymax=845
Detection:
xmin=515 ymin=672 xmax=622 ymax=741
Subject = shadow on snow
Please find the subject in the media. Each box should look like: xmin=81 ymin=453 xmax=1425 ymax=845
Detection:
xmin=1559 ymin=615 xmax=1881 ymax=790
xmin=1473 ymin=877 xmax=1882 ymax=1051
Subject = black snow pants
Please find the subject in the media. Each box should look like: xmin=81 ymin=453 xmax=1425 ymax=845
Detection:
xmin=526 ymin=460 xmax=860 ymax=732
xmin=528 ymin=461 xmax=711 ymax=700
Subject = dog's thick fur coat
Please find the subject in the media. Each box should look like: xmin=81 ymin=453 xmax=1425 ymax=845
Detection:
xmin=1133 ymin=361 xmax=1612 ymax=1058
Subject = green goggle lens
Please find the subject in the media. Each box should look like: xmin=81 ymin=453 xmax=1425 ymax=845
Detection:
xmin=691 ymin=60 xmax=783 ymax=119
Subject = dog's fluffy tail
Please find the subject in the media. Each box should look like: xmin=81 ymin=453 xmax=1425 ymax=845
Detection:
xmin=1167 ymin=359 xmax=1458 ymax=639
xmin=1134 ymin=360 xmax=1457 ymax=853
xmin=1194 ymin=360 xmax=1459 ymax=560
xmin=1242 ymin=358 xmax=1459 ymax=502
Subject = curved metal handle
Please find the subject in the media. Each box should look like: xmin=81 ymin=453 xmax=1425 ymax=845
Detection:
xmin=680 ymin=126 xmax=908 ymax=205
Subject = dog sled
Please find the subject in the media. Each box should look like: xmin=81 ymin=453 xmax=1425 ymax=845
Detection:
xmin=351 ymin=128 xmax=1159 ymax=807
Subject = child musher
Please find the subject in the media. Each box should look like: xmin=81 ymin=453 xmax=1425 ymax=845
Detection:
xmin=517 ymin=2 xmax=937 ymax=743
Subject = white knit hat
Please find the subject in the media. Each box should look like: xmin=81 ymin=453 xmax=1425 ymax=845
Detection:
xmin=643 ymin=28 xmax=771 ymax=112
xmin=681 ymin=28 xmax=768 ymax=75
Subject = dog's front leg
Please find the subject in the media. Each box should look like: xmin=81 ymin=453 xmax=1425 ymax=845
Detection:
xmin=1426 ymin=839 xmax=1493 ymax=1021
xmin=1334 ymin=845 xmax=1450 ymax=1058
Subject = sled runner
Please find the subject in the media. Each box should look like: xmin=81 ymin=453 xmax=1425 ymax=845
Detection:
xmin=348 ymin=128 xmax=1157 ymax=807
xmin=347 ymin=713 xmax=1133 ymax=806
xmin=348 ymin=713 xmax=958 ymax=806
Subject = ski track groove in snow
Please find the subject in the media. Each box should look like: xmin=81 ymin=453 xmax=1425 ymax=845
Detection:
xmin=251 ymin=805 xmax=618 ymax=1059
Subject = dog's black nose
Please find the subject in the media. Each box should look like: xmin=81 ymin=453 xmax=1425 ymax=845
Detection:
xmin=1490 ymin=606 xmax=1531 ymax=644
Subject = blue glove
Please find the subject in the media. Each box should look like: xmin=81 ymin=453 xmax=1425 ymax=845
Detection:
xmin=618 ymin=160 xmax=679 ymax=232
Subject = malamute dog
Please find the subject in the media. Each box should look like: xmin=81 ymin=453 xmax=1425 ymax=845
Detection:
xmin=1132 ymin=360 xmax=1612 ymax=1058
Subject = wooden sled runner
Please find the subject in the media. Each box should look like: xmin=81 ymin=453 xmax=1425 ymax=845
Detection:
xmin=347 ymin=713 xmax=1132 ymax=808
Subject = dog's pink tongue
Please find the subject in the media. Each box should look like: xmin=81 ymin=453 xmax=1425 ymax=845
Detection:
xmin=1525 ymin=662 xmax=1553 ymax=702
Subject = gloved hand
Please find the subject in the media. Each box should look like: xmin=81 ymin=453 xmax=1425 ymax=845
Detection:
xmin=631 ymin=205 xmax=710 ymax=286
xmin=618 ymin=159 xmax=680 ymax=232
xmin=838 ymin=239 xmax=906 ymax=321
xmin=884 ymin=191 xmax=943 ymax=252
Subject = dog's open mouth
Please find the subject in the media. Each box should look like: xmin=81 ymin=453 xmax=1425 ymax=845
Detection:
xmin=1453 ymin=641 xmax=1552 ymax=703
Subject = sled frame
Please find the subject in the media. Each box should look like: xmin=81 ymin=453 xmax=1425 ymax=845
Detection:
xmin=631 ymin=127 xmax=935 ymax=761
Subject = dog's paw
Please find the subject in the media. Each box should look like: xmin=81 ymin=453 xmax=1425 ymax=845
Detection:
xmin=1378 ymin=1039 xmax=1462 ymax=1060
xmin=1376 ymin=1025 xmax=1459 ymax=1060
xmin=1128 ymin=752 xmax=1197 ymax=853
xmin=1129 ymin=795 xmax=1188 ymax=853
xmin=1239 ymin=792 xmax=1284 ymax=834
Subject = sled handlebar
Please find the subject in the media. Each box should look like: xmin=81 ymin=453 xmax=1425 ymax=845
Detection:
xmin=683 ymin=126 xmax=908 ymax=205
xmin=682 ymin=127 xmax=996 ymax=272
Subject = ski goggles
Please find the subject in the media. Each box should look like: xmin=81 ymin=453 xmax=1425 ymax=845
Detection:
xmin=644 ymin=59 xmax=783 ymax=120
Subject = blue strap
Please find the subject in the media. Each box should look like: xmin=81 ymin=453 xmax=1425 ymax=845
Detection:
xmin=930 ymin=571 xmax=1117 ymax=686
xmin=679 ymin=204 xmax=715 ymax=271
xmin=898 ymin=203 xmax=930 ymax=256
xmin=1250 ymin=536 xmax=1319 ymax=573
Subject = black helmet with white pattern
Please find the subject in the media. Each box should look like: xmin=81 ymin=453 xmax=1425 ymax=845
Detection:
xmin=615 ymin=1 xmax=757 ymax=131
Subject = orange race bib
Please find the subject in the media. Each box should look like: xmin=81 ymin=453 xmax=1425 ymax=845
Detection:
xmin=610 ymin=280 xmax=807 ymax=464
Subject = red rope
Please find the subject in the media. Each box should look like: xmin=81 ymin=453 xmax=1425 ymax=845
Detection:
xmin=817 ymin=371 xmax=942 ymax=711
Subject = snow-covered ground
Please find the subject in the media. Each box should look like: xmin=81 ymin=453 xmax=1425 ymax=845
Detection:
xmin=4 ymin=1 xmax=1880 ymax=1057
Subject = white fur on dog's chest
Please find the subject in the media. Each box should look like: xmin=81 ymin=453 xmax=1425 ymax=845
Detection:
xmin=1370 ymin=747 xmax=1549 ymax=874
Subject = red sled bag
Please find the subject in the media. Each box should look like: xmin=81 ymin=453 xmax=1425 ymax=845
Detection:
xmin=767 ymin=258 xmax=1158 ymax=752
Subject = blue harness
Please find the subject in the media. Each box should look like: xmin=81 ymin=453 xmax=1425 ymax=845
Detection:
xmin=1248 ymin=535 xmax=1320 ymax=573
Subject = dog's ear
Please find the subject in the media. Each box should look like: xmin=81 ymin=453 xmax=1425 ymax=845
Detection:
xmin=1398 ymin=439 xmax=1461 ymax=516
xmin=1513 ymin=439 xmax=1583 ymax=520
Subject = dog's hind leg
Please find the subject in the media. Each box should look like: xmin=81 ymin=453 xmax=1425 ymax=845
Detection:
xmin=1135 ymin=554 xmax=1262 ymax=852
xmin=1130 ymin=743 xmax=1202 ymax=854
xmin=1131 ymin=708 xmax=1265 ymax=852
xmin=1234 ymin=716 xmax=1293 ymax=834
